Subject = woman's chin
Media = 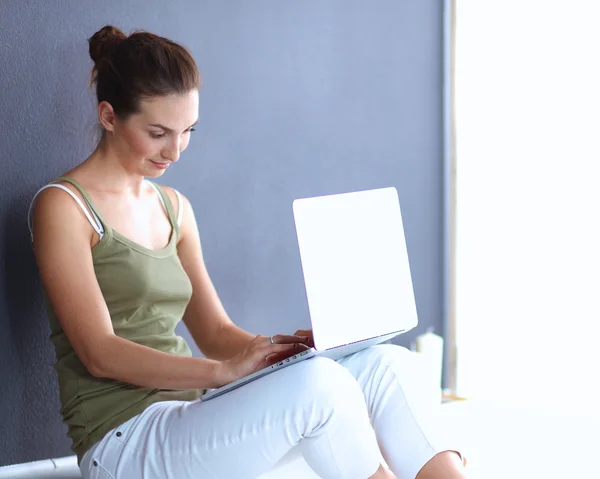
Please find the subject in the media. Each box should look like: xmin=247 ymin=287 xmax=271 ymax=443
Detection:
xmin=145 ymin=169 xmax=167 ymax=178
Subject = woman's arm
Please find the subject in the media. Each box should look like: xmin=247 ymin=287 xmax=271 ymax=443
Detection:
xmin=170 ymin=189 xmax=259 ymax=361
xmin=32 ymin=186 xmax=226 ymax=390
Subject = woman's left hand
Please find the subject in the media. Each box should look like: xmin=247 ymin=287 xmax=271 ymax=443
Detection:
xmin=264 ymin=329 xmax=313 ymax=365
xmin=293 ymin=329 xmax=314 ymax=348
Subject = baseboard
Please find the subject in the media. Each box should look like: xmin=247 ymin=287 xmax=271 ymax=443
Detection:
xmin=0 ymin=456 xmax=81 ymax=478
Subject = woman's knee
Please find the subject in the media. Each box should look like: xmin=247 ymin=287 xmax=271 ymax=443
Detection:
xmin=291 ymin=357 xmax=376 ymax=446
xmin=372 ymin=345 xmax=438 ymax=396
xmin=341 ymin=344 xmax=431 ymax=405
xmin=291 ymin=357 xmax=367 ymax=413
xmin=356 ymin=344 xmax=414 ymax=365
xmin=298 ymin=356 xmax=363 ymax=395
xmin=350 ymin=344 xmax=419 ymax=380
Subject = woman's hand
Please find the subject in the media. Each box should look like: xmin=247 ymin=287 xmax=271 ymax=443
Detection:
xmin=217 ymin=334 xmax=310 ymax=387
xmin=293 ymin=329 xmax=314 ymax=348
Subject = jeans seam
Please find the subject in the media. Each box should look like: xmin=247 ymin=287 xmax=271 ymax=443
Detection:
xmin=95 ymin=461 xmax=115 ymax=478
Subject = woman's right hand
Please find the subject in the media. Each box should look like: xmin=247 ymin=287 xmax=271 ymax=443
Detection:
xmin=216 ymin=334 xmax=310 ymax=387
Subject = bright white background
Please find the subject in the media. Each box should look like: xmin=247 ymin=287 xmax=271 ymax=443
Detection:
xmin=454 ymin=1 xmax=600 ymax=414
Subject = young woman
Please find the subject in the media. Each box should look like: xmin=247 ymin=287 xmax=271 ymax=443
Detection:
xmin=30 ymin=25 xmax=467 ymax=479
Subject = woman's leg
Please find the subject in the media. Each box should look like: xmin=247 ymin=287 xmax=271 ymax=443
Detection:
xmin=338 ymin=344 xmax=466 ymax=479
xmin=82 ymin=357 xmax=384 ymax=479
xmin=415 ymin=451 xmax=467 ymax=479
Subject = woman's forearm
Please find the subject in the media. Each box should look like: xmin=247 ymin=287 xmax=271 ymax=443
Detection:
xmin=200 ymin=323 xmax=256 ymax=361
xmin=90 ymin=334 xmax=224 ymax=390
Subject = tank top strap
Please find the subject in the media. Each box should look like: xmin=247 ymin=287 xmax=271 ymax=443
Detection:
xmin=54 ymin=176 xmax=109 ymax=229
xmin=146 ymin=181 xmax=181 ymax=239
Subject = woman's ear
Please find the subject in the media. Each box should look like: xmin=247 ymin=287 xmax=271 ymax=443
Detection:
xmin=98 ymin=101 xmax=117 ymax=133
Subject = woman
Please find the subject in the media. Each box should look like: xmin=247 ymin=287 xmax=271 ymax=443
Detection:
xmin=29 ymin=25 xmax=467 ymax=479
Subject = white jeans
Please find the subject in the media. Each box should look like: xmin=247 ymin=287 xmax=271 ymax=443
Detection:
xmin=81 ymin=345 xmax=460 ymax=479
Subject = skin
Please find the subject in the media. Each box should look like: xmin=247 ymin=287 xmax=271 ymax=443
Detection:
xmin=32 ymin=90 xmax=468 ymax=478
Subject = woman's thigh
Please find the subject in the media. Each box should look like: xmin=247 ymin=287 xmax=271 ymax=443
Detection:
xmin=82 ymin=356 xmax=381 ymax=479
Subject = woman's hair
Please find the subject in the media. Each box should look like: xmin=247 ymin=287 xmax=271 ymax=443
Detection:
xmin=88 ymin=25 xmax=201 ymax=120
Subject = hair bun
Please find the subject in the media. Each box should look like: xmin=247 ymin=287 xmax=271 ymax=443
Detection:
xmin=88 ymin=25 xmax=127 ymax=65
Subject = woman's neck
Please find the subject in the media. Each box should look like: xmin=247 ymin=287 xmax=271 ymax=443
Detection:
xmin=74 ymin=139 xmax=147 ymax=197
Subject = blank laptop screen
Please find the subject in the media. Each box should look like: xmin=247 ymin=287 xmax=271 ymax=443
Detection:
xmin=292 ymin=187 xmax=418 ymax=351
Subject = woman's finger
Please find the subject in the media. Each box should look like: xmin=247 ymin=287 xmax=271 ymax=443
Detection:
xmin=253 ymin=342 xmax=298 ymax=358
xmin=268 ymin=343 xmax=310 ymax=357
xmin=269 ymin=334 xmax=310 ymax=345
xmin=294 ymin=329 xmax=312 ymax=337
xmin=265 ymin=344 xmax=311 ymax=365
xmin=293 ymin=329 xmax=314 ymax=347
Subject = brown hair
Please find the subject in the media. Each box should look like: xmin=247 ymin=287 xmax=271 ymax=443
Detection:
xmin=88 ymin=25 xmax=201 ymax=120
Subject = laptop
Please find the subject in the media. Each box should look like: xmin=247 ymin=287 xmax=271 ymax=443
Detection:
xmin=201 ymin=187 xmax=418 ymax=401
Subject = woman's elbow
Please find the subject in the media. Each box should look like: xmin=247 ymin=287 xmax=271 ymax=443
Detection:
xmin=78 ymin=337 xmax=114 ymax=378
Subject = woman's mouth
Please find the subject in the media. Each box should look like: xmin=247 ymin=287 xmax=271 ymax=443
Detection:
xmin=150 ymin=160 xmax=170 ymax=170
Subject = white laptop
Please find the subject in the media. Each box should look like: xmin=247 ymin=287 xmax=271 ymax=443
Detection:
xmin=201 ymin=187 xmax=418 ymax=401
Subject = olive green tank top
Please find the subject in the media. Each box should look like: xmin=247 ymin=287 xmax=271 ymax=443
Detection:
xmin=42 ymin=176 xmax=202 ymax=464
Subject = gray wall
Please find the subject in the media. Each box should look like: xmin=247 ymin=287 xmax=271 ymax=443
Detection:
xmin=0 ymin=0 xmax=445 ymax=466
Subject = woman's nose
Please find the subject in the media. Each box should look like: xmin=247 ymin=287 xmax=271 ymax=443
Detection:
xmin=161 ymin=138 xmax=181 ymax=162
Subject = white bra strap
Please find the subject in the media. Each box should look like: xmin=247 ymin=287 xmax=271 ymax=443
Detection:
xmin=175 ymin=189 xmax=183 ymax=228
xmin=146 ymin=181 xmax=183 ymax=229
xmin=28 ymin=184 xmax=104 ymax=241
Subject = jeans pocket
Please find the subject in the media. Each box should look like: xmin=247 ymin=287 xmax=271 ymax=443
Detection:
xmin=81 ymin=407 xmax=161 ymax=478
xmin=87 ymin=456 xmax=115 ymax=479
xmin=81 ymin=429 xmax=127 ymax=479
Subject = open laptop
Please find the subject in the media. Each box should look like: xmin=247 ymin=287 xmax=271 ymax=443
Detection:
xmin=201 ymin=187 xmax=419 ymax=401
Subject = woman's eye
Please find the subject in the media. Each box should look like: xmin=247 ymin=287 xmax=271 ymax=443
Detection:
xmin=150 ymin=128 xmax=194 ymax=139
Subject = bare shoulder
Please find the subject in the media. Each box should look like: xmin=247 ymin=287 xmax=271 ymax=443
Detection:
xmin=32 ymin=181 xmax=99 ymax=246
xmin=33 ymin=181 xmax=91 ymax=224
xmin=157 ymin=185 xmax=179 ymax=210
xmin=158 ymin=185 xmax=194 ymax=222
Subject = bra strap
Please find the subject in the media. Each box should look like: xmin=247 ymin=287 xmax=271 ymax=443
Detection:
xmin=27 ymin=184 xmax=105 ymax=242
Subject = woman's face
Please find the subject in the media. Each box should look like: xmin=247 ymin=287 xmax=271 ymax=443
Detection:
xmin=109 ymin=90 xmax=199 ymax=177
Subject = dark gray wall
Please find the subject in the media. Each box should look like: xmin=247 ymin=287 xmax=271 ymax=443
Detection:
xmin=0 ymin=0 xmax=445 ymax=466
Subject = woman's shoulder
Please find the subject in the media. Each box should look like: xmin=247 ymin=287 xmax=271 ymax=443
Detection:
xmin=153 ymin=183 xmax=178 ymax=200
xmin=32 ymin=175 xmax=91 ymax=218
xmin=29 ymin=170 xmax=104 ymax=243
xmin=151 ymin=183 xmax=185 ymax=221
xmin=32 ymin=177 xmax=87 ymax=215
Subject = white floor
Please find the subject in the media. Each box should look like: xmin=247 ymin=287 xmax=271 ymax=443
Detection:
xmin=436 ymin=399 xmax=599 ymax=478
